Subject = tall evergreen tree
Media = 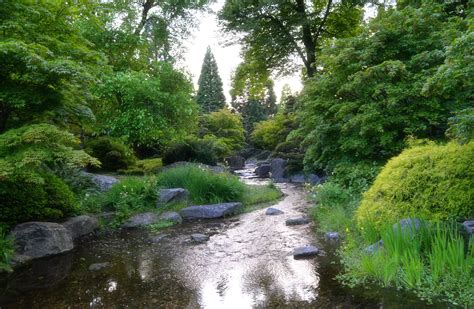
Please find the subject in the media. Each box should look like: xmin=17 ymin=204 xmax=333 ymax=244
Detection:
xmin=196 ymin=47 xmax=226 ymax=113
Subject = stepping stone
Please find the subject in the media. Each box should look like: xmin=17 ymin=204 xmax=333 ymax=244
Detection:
xmin=159 ymin=211 xmax=182 ymax=224
xmin=286 ymin=217 xmax=311 ymax=226
xmin=293 ymin=245 xmax=319 ymax=259
xmin=191 ymin=233 xmax=209 ymax=243
xmin=266 ymin=207 xmax=284 ymax=215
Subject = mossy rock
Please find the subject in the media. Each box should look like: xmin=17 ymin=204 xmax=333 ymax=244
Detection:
xmin=357 ymin=141 xmax=474 ymax=229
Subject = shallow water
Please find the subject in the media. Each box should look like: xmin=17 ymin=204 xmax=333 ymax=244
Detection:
xmin=0 ymin=166 xmax=446 ymax=308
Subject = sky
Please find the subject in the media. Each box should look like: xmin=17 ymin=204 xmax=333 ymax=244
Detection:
xmin=181 ymin=0 xmax=302 ymax=103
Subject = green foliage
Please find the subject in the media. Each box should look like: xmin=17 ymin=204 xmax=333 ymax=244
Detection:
xmin=85 ymin=137 xmax=136 ymax=172
xmin=199 ymin=109 xmax=245 ymax=158
xmin=196 ymin=47 xmax=226 ymax=113
xmin=148 ymin=220 xmax=175 ymax=233
xmin=162 ymin=138 xmax=218 ymax=166
xmin=0 ymin=1 xmax=105 ymax=132
xmin=0 ymin=124 xmax=99 ymax=184
xmin=156 ymin=165 xmax=246 ymax=205
xmin=81 ymin=177 xmax=157 ymax=225
xmin=0 ymin=227 xmax=13 ymax=272
xmin=310 ymin=181 xmax=360 ymax=234
xmin=299 ymin=2 xmax=469 ymax=173
xmin=0 ymin=173 xmax=78 ymax=228
xmin=120 ymin=158 xmax=163 ymax=175
xmin=219 ymin=0 xmax=364 ymax=77
xmin=96 ymin=63 xmax=198 ymax=149
xmin=446 ymin=107 xmax=474 ymax=144
xmin=340 ymin=222 xmax=474 ymax=307
xmin=357 ymin=142 xmax=474 ymax=229
xmin=251 ymin=114 xmax=288 ymax=151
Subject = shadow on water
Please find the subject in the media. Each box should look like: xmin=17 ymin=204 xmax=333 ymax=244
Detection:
xmin=0 ymin=165 xmax=449 ymax=308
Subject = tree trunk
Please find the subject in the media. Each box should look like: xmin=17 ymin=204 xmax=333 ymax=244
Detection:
xmin=295 ymin=0 xmax=316 ymax=77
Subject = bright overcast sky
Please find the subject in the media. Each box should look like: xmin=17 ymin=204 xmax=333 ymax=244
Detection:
xmin=181 ymin=0 xmax=302 ymax=103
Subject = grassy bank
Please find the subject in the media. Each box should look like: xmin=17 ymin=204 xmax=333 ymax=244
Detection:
xmin=309 ymin=181 xmax=474 ymax=307
xmin=82 ymin=165 xmax=282 ymax=228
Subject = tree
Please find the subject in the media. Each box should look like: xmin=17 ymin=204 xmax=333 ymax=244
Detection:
xmin=219 ymin=0 xmax=364 ymax=77
xmin=196 ymin=47 xmax=227 ymax=113
xmin=298 ymin=2 xmax=470 ymax=173
xmin=0 ymin=1 xmax=105 ymax=133
xmin=96 ymin=63 xmax=198 ymax=150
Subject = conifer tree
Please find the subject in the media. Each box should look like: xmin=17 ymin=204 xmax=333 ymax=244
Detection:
xmin=196 ymin=47 xmax=226 ymax=113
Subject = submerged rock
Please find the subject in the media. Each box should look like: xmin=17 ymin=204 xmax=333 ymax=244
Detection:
xmin=158 ymin=188 xmax=189 ymax=206
xmin=88 ymin=262 xmax=111 ymax=271
xmin=159 ymin=211 xmax=182 ymax=224
xmin=62 ymin=215 xmax=99 ymax=240
xmin=122 ymin=212 xmax=159 ymax=228
xmin=293 ymin=245 xmax=319 ymax=259
xmin=10 ymin=222 xmax=74 ymax=265
xmin=286 ymin=217 xmax=311 ymax=226
xmin=191 ymin=233 xmax=209 ymax=243
xmin=265 ymin=207 xmax=284 ymax=215
xmin=180 ymin=202 xmax=243 ymax=220
xmin=325 ymin=232 xmax=340 ymax=242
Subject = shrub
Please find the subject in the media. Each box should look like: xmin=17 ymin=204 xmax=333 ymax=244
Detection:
xmin=199 ymin=109 xmax=245 ymax=158
xmin=162 ymin=138 xmax=218 ymax=166
xmin=156 ymin=165 xmax=245 ymax=204
xmin=0 ymin=173 xmax=78 ymax=227
xmin=85 ymin=136 xmax=136 ymax=172
xmin=120 ymin=158 xmax=163 ymax=175
xmin=357 ymin=142 xmax=474 ymax=229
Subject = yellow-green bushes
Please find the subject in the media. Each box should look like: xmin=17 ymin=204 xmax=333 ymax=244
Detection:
xmin=357 ymin=141 xmax=474 ymax=228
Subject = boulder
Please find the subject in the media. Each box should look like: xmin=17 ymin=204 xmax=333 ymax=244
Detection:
xmin=265 ymin=207 xmax=284 ymax=215
xmin=122 ymin=212 xmax=159 ymax=228
xmin=85 ymin=173 xmax=119 ymax=192
xmin=224 ymin=156 xmax=245 ymax=170
xmin=270 ymin=158 xmax=286 ymax=180
xmin=62 ymin=215 xmax=99 ymax=240
xmin=325 ymin=232 xmax=340 ymax=242
xmin=293 ymin=245 xmax=319 ymax=259
xmin=180 ymin=202 xmax=243 ymax=220
xmin=191 ymin=233 xmax=209 ymax=243
xmin=286 ymin=217 xmax=311 ymax=226
xmin=394 ymin=218 xmax=425 ymax=236
xmin=255 ymin=164 xmax=271 ymax=178
xmin=10 ymin=222 xmax=74 ymax=265
xmin=159 ymin=211 xmax=183 ymax=224
xmin=158 ymin=188 xmax=189 ymax=206
xmin=462 ymin=220 xmax=474 ymax=237
xmin=290 ymin=174 xmax=306 ymax=184
xmin=88 ymin=262 xmax=111 ymax=271
xmin=365 ymin=240 xmax=384 ymax=254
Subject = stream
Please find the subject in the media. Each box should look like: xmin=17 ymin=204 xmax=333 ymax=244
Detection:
xmin=0 ymin=164 xmax=441 ymax=308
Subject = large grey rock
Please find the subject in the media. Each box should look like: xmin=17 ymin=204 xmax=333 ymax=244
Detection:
xmin=265 ymin=207 xmax=284 ymax=215
xmin=255 ymin=164 xmax=271 ymax=178
xmin=270 ymin=158 xmax=286 ymax=180
xmin=225 ymin=156 xmax=245 ymax=170
xmin=84 ymin=173 xmax=119 ymax=192
xmin=159 ymin=211 xmax=182 ymax=224
xmin=158 ymin=188 xmax=189 ymax=206
xmin=62 ymin=215 xmax=99 ymax=240
xmin=293 ymin=245 xmax=319 ymax=259
xmin=191 ymin=233 xmax=209 ymax=243
xmin=365 ymin=240 xmax=384 ymax=254
xmin=462 ymin=220 xmax=474 ymax=237
xmin=122 ymin=212 xmax=159 ymax=228
xmin=394 ymin=218 xmax=425 ymax=236
xmin=286 ymin=217 xmax=311 ymax=226
xmin=180 ymin=202 xmax=243 ymax=220
xmin=10 ymin=222 xmax=74 ymax=265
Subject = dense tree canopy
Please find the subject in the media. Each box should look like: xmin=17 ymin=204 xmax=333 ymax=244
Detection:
xmin=219 ymin=0 xmax=365 ymax=77
xmin=196 ymin=47 xmax=227 ymax=113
